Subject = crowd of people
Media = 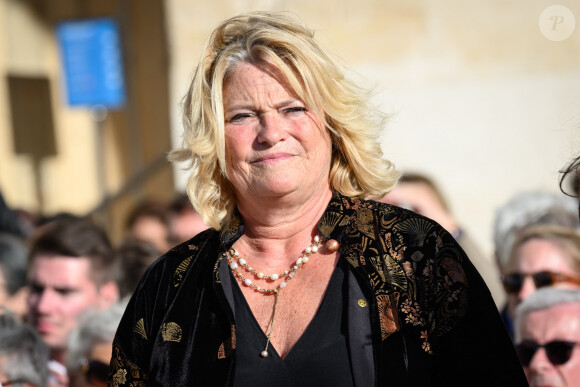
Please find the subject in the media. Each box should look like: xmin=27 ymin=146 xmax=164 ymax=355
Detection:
xmin=0 ymin=10 xmax=579 ymax=387
xmin=0 ymin=191 xmax=207 ymax=386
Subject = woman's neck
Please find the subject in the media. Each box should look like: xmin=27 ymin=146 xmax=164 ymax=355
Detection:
xmin=233 ymin=188 xmax=333 ymax=267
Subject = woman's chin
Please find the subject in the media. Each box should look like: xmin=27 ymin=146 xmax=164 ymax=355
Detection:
xmin=249 ymin=185 xmax=300 ymax=198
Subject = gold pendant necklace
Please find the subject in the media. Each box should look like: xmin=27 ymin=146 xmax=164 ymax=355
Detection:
xmin=225 ymin=234 xmax=322 ymax=358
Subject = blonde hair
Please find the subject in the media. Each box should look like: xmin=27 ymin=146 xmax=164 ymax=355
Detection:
xmin=507 ymin=224 xmax=580 ymax=274
xmin=169 ymin=12 xmax=399 ymax=229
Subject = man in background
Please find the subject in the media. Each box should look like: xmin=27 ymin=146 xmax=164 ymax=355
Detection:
xmin=515 ymin=288 xmax=580 ymax=386
xmin=27 ymin=218 xmax=119 ymax=385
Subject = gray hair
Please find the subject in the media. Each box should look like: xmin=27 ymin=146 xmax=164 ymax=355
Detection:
xmin=493 ymin=191 xmax=579 ymax=270
xmin=0 ymin=309 xmax=49 ymax=387
xmin=66 ymin=299 xmax=128 ymax=371
xmin=515 ymin=288 xmax=580 ymax=342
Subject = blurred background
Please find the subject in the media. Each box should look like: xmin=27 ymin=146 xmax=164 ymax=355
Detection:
xmin=0 ymin=0 xmax=578 ymax=255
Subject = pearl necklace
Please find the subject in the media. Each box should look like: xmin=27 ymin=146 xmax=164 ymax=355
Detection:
xmin=225 ymin=234 xmax=322 ymax=358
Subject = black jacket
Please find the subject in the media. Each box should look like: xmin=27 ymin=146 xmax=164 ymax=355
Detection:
xmin=109 ymin=193 xmax=527 ymax=386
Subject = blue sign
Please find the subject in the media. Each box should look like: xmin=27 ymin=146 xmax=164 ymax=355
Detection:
xmin=56 ymin=18 xmax=126 ymax=108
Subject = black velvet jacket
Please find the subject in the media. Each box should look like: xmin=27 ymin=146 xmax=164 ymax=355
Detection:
xmin=109 ymin=193 xmax=527 ymax=386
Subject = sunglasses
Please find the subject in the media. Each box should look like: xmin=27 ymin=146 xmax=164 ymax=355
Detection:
xmin=501 ymin=271 xmax=580 ymax=294
xmin=516 ymin=340 xmax=580 ymax=366
xmin=82 ymin=360 xmax=109 ymax=386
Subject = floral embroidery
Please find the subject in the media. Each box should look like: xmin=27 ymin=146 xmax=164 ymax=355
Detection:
xmin=402 ymin=261 xmax=414 ymax=277
xmin=447 ymin=288 xmax=461 ymax=302
xmin=421 ymin=329 xmax=433 ymax=352
xmin=400 ymin=298 xmax=415 ymax=314
xmin=111 ymin=369 xmax=127 ymax=386
xmin=109 ymin=345 xmax=148 ymax=384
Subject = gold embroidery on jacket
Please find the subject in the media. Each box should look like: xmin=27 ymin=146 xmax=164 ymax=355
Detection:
xmin=357 ymin=207 xmax=375 ymax=239
xmin=109 ymin=345 xmax=148 ymax=384
xmin=111 ymin=369 xmax=127 ymax=386
xmin=161 ymin=322 xmax=182 ymax=342
xmin=440 ymin=256 xmax=467 ymax=285
xmin=218 ymin=325 xmax=237 ymax=359
xmin=221 ymin=215 xmax=241 ymax=242
xmin=376 ymin=293 xmax=400 ymax=340
xmin=382 ymin=232 xmax=406 ymax=263
xmin=319 ymin=211 xmax=344 ymax=237
xmin=343 ymin=252 xmax=360 ymax=268
xmin=394 ymin=217 xmax=435 ymax=247
xmin=214 ymin=254 xmax=224 ymax=283
xmin=383 ymin=254 xmax=408 ymax=292
xmin=420 ymin=330 xmax=433 ymax=355
xmin=134 ymin=318 xmax=147 ymax=340
xmin=173 ymin=256 xmax=193 ymax=287
xmin=231 ymin=324 xmax=236 ymax=349
xmin=369 ymin=256 xmax=386 ymax=283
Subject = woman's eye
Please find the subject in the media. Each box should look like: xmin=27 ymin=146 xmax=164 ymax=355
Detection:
xmin=229 ymin=113 xmax=252 ymax=122
xmin=285 ymin=106 xmax=307 ymax=114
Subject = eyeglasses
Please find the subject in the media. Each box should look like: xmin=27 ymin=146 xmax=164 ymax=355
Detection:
xmin=516 ymin=340 xmax=580 ymax=366
xmin=82 ymin=360 xmax=109 ymax=386
xmin=501 ymin=271 xmax=580 ymax=294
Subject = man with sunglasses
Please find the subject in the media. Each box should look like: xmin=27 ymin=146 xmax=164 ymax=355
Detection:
xmin=515 ymin=288 xmax=580 ymax=386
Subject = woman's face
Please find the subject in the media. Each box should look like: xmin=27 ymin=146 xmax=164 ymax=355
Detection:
xmin=222 ymin=62 xmax=332 ymax=203
xmin=507 ymin=238 xmax=579 ymax=317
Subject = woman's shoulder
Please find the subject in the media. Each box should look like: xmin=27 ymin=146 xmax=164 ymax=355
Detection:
xmin=138 ymin=228 xmax=220 ymax=288
xmin=353 ymin=197 xmax=452 ymax=240
xmin=325 ymin=194 xmax=456 ymax=253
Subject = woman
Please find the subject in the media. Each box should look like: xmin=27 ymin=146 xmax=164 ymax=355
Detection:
xmin=109 ymin=12 xmax=526 ymax=385
xmin=503 ymin=224 xmax=580 ymax=321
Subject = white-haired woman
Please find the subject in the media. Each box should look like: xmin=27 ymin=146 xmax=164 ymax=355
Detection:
xmin=109 ymin=12 xmax=526 ymax=385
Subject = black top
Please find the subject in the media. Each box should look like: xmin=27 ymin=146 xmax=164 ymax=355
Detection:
xmin=232 ymin=258 xmax=354 ymax=387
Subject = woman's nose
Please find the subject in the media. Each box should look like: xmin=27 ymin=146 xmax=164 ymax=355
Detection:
xmin=257 ymin=112 xmax=287 ymax=145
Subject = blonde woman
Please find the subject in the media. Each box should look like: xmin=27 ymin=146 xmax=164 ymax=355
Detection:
xmin=110 ymin=12 xmax=526 ymax=385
